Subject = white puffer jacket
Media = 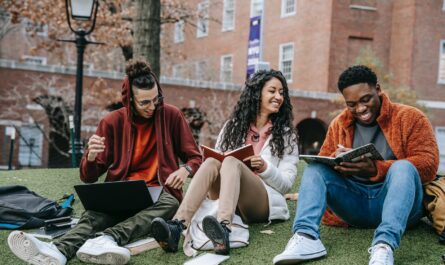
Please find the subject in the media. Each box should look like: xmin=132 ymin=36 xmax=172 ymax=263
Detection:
xmin=215 ymin=125 xmax=299 ymax=221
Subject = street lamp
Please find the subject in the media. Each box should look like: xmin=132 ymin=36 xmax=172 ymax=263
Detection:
xmin=61 ymin=0 xmax=101 ymax=166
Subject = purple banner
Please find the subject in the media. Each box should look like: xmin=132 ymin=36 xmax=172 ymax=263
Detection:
xmin=246 ymin=16 xmax=262 ymax=78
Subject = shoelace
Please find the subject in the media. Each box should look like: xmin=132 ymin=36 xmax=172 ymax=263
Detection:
xmin=368 ymin=244 xmax=392 ymax=265
xmin=220 ymin=220 xmax=232 ymax=233
xmin=286 ymin=234 xmax=303 ymax=250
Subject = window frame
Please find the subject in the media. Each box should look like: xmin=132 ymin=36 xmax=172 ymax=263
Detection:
xmin=197 ymin=0 xmax=210 ymax=38
xmin=438 ymin=40 xmax=445 ymax=84
xmin=222 ymin=0 xmax=235 ymax=32
xmin=279 ymin=43 xmax=294 ymax=83
xmin=220 ymin=54 xmax=233 ymax=83
xmin=281 ymin=0 xmax=296 ymax=18
xmin=174 ymin=20 xmax=185 ymax=43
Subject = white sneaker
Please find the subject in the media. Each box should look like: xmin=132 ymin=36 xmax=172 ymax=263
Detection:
xmin=8 ymin=230 xmax=67 ymax=265
xmin=76 ymin=235 xmax=130 ymax=265
xmin=273 ymin=233 xmax=327 ymax=264
xmin=368 ymin=243 xmax=394 ymax=265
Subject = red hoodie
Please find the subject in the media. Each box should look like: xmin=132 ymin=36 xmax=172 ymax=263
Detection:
xmin=79 ymin=75 xmax=202 ymax=201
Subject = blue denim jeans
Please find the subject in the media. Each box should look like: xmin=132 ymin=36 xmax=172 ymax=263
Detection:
xmin=292 ymin=160 xmax=424 ymax=250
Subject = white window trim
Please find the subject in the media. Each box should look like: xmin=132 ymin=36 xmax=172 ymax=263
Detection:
xmin=197 ymin=1 xmax=209 ymax=38
xmin=438 ymin=40 xmax=445 ymax=84
xmin=443 ymin=0 xmax=445 ymax=11
xmin=281 ymin=0 xmax=296 ymax=18
xmin=172 ymin=64 xmax=183 ymax=79
xmin=250 ymin=0 xmax=263 ymax=18
xmin=22 ymin=55 xmax=47 ymax=65
xmin=222 ymin=0 xmax=235 ymax=32
xmin=220 ymin=54 xmax=233 ymax=82
xmin=279 ymin=42 xmax=294 ymax=83
xmin=174 ymin=20 xmax=185 ymax=43
xmin=349 ymin=4 xmax=377 ymax=11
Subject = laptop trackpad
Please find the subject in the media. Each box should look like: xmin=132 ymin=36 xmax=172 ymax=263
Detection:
xmin=148 ymin=186 xmax=163 ymax=203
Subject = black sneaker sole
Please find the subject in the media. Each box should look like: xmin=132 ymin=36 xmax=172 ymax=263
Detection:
xmin=151 ymin=218 xmax=177 ymax=253
xmin=202 ymin=216 xmax=230 ymax=255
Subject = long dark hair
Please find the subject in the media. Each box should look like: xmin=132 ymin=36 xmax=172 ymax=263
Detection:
xmin=219 ymin=70 xmax=298 ymax=158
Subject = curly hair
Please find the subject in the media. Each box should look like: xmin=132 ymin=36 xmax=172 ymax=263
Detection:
xmin=337 ymin=65 xmax=378 ymax=92
xmin=125 ymin=59 xmax=156 ymax=90
xmin=219 ymin=70 xmax=298 ymax=158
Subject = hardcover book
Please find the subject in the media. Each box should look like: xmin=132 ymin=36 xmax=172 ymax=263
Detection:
xmin=124 ymin=237 xmax=159 ymax=255
xmin=201 ymin=144 xmax=255 ymax=168
xmin=299 ymin=143 xmax=384 ymax=167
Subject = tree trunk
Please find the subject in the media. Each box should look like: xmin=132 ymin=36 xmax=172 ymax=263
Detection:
xmin=133 ymin=0 xmax=161 ymax=77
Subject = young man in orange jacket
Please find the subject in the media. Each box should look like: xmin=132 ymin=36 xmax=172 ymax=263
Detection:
xmin=274 ymin=65 xmax=439 ymax=265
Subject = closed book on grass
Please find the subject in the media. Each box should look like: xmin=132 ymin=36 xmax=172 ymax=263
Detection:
xmin=201 ymin=144 xmax=254 ymax=169
xmin=300 ymin=143 xmax=384 ymax=167
xmin=124 ymin=237 xmax=159 ymax=255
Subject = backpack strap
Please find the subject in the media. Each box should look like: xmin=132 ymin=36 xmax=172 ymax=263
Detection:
xmin=60 ymin=194 xmax=75 ymax=209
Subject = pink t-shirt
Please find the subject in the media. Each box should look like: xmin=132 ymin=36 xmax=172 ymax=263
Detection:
xmin=245 ymin=120 xmax=273 ymax=155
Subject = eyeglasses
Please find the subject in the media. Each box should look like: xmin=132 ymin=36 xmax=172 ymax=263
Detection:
xmin=133 ymin=95 xmax=163 ymax=107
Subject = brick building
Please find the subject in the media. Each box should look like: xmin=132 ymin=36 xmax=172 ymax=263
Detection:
xmin=1 ymin=0 xmax=445 ymax=170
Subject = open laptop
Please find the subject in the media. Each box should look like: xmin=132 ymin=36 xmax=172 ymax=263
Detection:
xmin=74 ymin=180 xmax=162 ymax=214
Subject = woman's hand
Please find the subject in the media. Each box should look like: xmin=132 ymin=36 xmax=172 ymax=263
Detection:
xmin=243 ymin=155 xmax=267 ymax=173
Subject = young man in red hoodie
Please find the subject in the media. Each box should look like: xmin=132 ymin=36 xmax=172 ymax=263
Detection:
xmin=7 ymin=60 xmax=202 ymax=265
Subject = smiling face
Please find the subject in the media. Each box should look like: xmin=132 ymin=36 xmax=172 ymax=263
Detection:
xmin=259 ymin=77 xmax=284 ymax=117
xmin=132 ymin=84 xmax=159 ymax=119
xmin=342 ymin=83 xmax=382 ymax=125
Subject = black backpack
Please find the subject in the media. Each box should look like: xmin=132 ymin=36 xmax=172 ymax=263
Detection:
xmin=0 ymin=185 xmax=73 ymax=229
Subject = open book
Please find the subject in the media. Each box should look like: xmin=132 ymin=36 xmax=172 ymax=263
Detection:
xmin=201 ymin=144 xmax=254 ymax=168
xmin=299 ymin=143 xmax=384 ymax=167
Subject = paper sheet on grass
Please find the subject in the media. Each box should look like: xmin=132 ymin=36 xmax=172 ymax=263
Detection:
xmin=184 ymin=253 xmax=229 ymax=265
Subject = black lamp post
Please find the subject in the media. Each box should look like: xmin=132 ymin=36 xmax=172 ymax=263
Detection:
xmin=61 ymin=0 xmax=101 ymax=166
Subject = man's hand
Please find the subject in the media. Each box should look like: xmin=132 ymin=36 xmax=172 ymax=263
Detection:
xmin=334 ymin=156 xmax=377 ymax=178
xmin=87 ymin=134 xmax=105 ymax=162
xmin=335 ymin=145 xmax=351 ymax=156
xmin=243 ymin=155 xmax=266 ymax=173
xmin=165 ymin=167 xmax=189 ymax=189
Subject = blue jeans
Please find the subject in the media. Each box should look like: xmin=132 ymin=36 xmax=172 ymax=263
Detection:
xmin=292 ymin=160 xmax=424 ymax=250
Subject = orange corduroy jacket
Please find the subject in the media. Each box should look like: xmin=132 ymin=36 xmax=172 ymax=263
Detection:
xmin=320 ymin=93 xmax=439 ymax=226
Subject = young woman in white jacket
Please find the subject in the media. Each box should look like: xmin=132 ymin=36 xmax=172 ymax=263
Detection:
xmin=152 ymin=69 xmax=299 ymax=255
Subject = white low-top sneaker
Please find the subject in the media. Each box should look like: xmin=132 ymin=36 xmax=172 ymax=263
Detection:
xmin=273 ymin=233 xmax=327 ymax=264
xmin=368 ymin=243 xmax=394 ymax=265
xmin=8 ymin=230 xmax=67 ymax=265
xmin=76 ymin=235 xmax=130 ymax=265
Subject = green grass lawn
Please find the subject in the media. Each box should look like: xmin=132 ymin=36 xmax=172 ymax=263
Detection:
xmin=0 ymin=165 xmax=443 ymax=265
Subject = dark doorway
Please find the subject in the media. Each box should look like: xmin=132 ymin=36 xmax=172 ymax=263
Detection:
xmin=297 ymin=118 xmax=327 ymax=155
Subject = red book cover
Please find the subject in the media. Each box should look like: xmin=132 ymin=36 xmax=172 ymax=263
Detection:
xmin=201 ymin=144 xmax=254 ymax=169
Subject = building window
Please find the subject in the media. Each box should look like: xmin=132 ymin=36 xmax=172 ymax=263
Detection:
xmin=195 ymin=61 xmax=208 ymax=80
xmin=281 ymin=0 xmax=296 ymax=17
xmin=197 ymin=0 xmax=209 ymax=38
xmin=279 ymin=43 xmax=294 ymax=82
xmin=173 ymin=64 xmax=184 ymax=79
xmin=22 ymin=56 xmax=47 ymax=65
xmin=439 ymin=40 xmax=445 ymax=84
xmin=222 ymin=0 xmax=235 ymax=31
xmin=250 ymin=0 xmax=263 ymax=17
xmin=23 ymin=19 xmax=48 ymax=37
xmin=18 ymin=125 xmax=43 ymax=167
xmin=174 ymin=20 xmax=185 ymax=43
xmin=220 ymin=55 xmax=233 ymax=82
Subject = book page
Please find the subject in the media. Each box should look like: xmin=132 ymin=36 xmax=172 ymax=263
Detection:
xmin=337 ymin=143 xmax=383 ymax=162
xmin=225 ymin=144 xmax=254 ymax=162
